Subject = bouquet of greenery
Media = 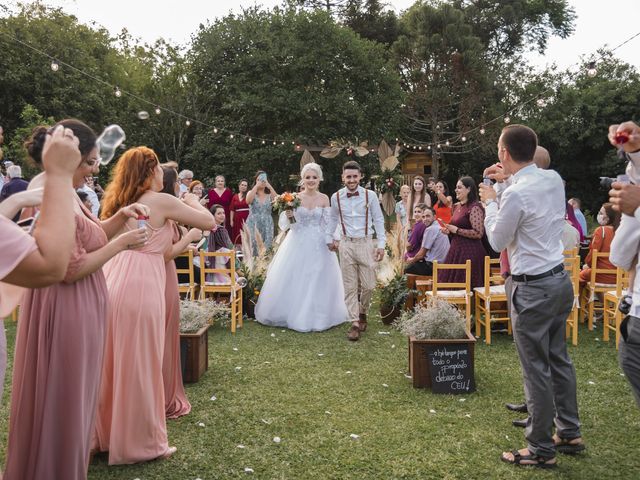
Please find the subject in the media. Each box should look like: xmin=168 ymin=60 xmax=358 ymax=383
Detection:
xmin=272 ymin=192 xmax=301 ymax=223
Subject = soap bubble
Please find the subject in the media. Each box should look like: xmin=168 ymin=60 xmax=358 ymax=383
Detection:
xmin=236 ymin=277 xmax=248 ymax=288
xmin=137 ymin=111 xmax=149 ymax=120
xmin=96 ymin=125 xmax=126 ymax=165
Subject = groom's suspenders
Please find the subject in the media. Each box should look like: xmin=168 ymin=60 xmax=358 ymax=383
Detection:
xmin=336 ymin=189 xmax=369 ymax=237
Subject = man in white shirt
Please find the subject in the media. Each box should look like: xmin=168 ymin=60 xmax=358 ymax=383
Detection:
xmin=326 ymin=160 xmax=385 ymax=341
xmin=79 ymin=176 xmax=100 ymax=217
xmin=608 ymin=120 xmax=640 ymax=407
xmin=480 ymin=124 xmax=583 ymax=468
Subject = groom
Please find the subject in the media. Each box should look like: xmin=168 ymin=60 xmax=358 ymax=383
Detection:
xmin=326 ymin=160 xmax=386 ymax=341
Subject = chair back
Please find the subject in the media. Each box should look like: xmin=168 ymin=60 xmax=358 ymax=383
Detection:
xmin=614 ymin=267 xmax=629 ymax=297
xmin=432 ymin=260 xmax=471 ymax=294
xmin=199 ymin=250 xmax=237 ymax=287
xmin=563 ymin=255 xmax=580 ymax=297
xmin=175 ymin=249 xmax=196 ymax=298
xmin=482 ymin=256 xmax=503 ymax=296
xmin=563 ymin=247 xmax=578 ymax=259
xmin=588 ymin=250 xmax=617 ymax=286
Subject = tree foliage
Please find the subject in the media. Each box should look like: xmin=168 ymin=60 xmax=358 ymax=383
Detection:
xmin=186 ymin=7 xmax=403 ymax=193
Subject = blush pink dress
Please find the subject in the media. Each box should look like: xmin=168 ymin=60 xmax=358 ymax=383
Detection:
xmin=163 ymin=222 xmax=191 ymax=418
xmin=4 ymin=205 xmax=108 ymax=480
xmin=93 ymin=221 xmax=173 ymax=464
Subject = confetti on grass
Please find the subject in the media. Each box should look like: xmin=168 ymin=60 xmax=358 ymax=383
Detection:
xmin=350 ymin=434 xmax=360 ymax=440
xmin=588 ymin=381 xmax=595 ymax=385
xmin=197 ymin=422 xmax=205 ymax=427
xmin=237 ymin=444 xmax=246 ymax=449
xmin=244 ymin=467 xmax=254 ymax=473
xmin=273 ymin=436 xmax=281 ymax=443
xmin=429 ymin=409 xmax=436 ymax=414
xmin=210 ymin=395 xmax=217 ymax=401
xmin=378 ymin=331 xmax=390 ymax=335
xmin=382 ymin=384 xmax=389 ymax=388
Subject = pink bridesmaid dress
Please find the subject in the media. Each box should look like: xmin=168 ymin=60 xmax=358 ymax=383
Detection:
xmin=4 ymin=205 xmax=109 ymax=480
xmin=93 ymin=221 xmax=174 ymax=464
xmin=163 ymin=221 xmax=191 ymax=418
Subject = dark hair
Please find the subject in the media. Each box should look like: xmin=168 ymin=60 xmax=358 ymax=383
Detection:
xmin=76 ymin=190 xmax=89 ymax=202
xmin=435 ymin=179 xmax=450 ymax=206
xmin=161 ymin=165 xmax=179 ymax=196
xmin=602 ymin=202 xmax=621 ymax=231
xmin=211 ymin=203 xmax=224 ymax=215
xmin=415 ymin=202 xmax=429 ymax=211
xmin=25 ymin=119 xmax=97 ymax=164
xmin=501 ymin=124 xmax=538 ymax=163
xmin=423 ymin=206 xmax=436 ymax=215
xmin=342 ymin=160 xmax=362 ymax=172
xmin=458 ymin=176 xmax=478 ymax=204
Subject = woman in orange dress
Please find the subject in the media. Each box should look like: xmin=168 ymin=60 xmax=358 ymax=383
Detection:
xmin=579 ymin=202 xmax=620 ymax=285
xmin=94 ymin=147 xmax=214 ymax=465
xmin=432 ymin=179 xmax=453 ymax=224
xmin=4 ymin=121 xmax=149 ymax=480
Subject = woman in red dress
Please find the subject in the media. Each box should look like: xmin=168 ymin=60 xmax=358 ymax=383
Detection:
xmin=229 ymin=179 xmax=249 ymax=244
xmin=207 ymin=175 xmax=233 ymax=236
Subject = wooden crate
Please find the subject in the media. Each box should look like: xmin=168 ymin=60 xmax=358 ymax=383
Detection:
xmin=180 ymin=325 xmax=209 ymax=383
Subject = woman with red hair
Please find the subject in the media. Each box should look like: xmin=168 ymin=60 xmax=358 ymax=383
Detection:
xmin=93 ymin=147 xmax=214 ymax=465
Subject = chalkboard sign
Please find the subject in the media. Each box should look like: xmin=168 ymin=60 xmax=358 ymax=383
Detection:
xmin=424 ymin=343 xmax=476 ymax=394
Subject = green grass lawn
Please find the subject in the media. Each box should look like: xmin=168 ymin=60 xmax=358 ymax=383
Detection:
xmin=2 ymin=304 xmax=639 ymax=479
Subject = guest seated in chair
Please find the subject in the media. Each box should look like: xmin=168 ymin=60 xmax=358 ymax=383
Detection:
xmin=207 ymin=203 xmax=235 ymax=284
xmin=404 ymin=203 xmax=427 ymax=261
xmin=579 ymin=202 xmax=620 ymax=285
xmin=404 ymin=207 xmax=450 ymax=276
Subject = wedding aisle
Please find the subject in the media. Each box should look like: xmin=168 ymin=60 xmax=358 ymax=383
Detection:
xmin=1 ymin=300 xmax=636 ymax=479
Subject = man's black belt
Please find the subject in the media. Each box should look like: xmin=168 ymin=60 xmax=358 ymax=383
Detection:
xmin=511 ymin=264 xmax=564 ymax=283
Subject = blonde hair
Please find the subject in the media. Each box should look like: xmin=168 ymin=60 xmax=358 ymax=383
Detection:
xmin=300 ymin=162 xmax=323 ymax=182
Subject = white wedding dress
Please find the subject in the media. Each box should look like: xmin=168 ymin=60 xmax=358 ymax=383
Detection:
xmin=255 ymin=206 xmax=348 ymax=332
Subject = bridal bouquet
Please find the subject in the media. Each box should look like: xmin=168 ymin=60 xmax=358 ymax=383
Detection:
xmin=272 ymin=192 xmax=301 ymax=224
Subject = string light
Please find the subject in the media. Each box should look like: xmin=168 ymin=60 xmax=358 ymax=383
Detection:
xmin=461 ymin=136 xmax=467 ymax=142
xmin=587 ymin=61 xmax=597 ymax=77
xmin=213 ymin=127 xmax=218 ymax=133
xmin=445 ymin=140 xmax=450 ymax=146
xmin=504 ymin=116 xmax=510 ymax=124
xmin=262 ymin=140 xmax=266 ymax=145
xmin=50 ymin=60 xmax=59 ymax=71
xmin=480 ymin=128 xmax=486 ymax=135
xmin=154 ymin=106 xmax=161 ymax=115
xmin=114 ymin=86 xmax=122 ymax=97
xmin=229 ymin=134 xmax=234 ymax=139
xmin=185 ymin=120 xmax=191 ymax=126
xmin=248 ymin=137 xmax=252 ymax=142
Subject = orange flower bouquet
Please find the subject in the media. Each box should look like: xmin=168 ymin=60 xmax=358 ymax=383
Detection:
xmin=273 ymin=191 xmax=301 ymax=224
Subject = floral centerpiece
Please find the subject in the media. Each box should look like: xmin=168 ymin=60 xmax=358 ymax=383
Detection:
xmin=273 ymin=192 xmax=301 ymax=224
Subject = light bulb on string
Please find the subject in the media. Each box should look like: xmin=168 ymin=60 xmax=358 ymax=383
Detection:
xmin=248 ymin=137 xmax=253 ymax=143
xmin=587 ymin=61 xmax=597 ymax=77
xmin=418 ymin=146 xmax=423 ymax=150
xmin=154 ymin=106 xmax=161 ymax=115
xmin=504 ymin=116 xmax=511 ymax=124
xmin=427 ymin=145 xmax=432 ymax=150
xmin=461 ymin=136 xmax=467 ymax=142
xmin=480 ymin=127 xmax=486 ymax=135
xmin=273 ymin=141 xmax=277 ymax=145
xmin=185 ymin=120 xmax=191 ymax=126
xmin=50 ymin=60 xmax=59 ymax=71
xmin=437 ymin=144 xmax=441 ymax=149
xmin=445 ymin=140 xmax=450 ymax=146
xmin=229 ymin=134 xmax=234 ymax=139
xmin=213 ymin=127 xmax=218 ymax=134
xmin=114 ymin=86 xmax=122 ymax=98
xmin=261 ymin=140 xmax=266 ymax=145
xmin=281 ymin=141 xmax=285 ymax=146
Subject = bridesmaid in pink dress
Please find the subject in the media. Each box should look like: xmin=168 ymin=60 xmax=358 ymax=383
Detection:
xmin=160 ymin=165 xmax=202 ymax=418
xmin=4 ymin=121 xmax=149 ymax=480
xmin=207 ymin=175 xmax=233 ymax=236
xmin=229 ymin=179 xmax=249 ymax=244
xmin=94 ymin=147 xmax=214 ymax=465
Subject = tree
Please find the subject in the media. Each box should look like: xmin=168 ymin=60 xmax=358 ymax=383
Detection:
xmin=186 ymin=7 xmax=404 ymax=193
xmin=342 ymin=0 xmax=400 ymax=48
xmin=520 ymin=55 xmax=640 ymax=214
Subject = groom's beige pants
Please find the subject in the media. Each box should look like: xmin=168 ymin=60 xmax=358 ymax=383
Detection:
xmin=338 ymin=236 xmax=376 ymax=323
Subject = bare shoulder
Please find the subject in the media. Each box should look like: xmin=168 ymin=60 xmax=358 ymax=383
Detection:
xmin=27 ymin=172 xmax=46 ymax=189
xmin=319 ymin=193 xmax=330 ymax=207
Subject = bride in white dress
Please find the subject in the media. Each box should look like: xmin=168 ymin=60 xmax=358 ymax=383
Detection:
xmin=255 ymin=162 xmax=348 ymax=332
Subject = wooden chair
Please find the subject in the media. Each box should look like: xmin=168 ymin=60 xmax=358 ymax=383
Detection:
xmin=198 ymin=250 xmax=243 ymax=333
xmin=474 ymin=256 xmax=509 ymax=344
xmin=175 ymin=250 xmax=197 ymax=300
xmin=406 ymin=273 xmax=432 ymax=310
xmin=603 ymin=267 xmax=629 ymax=348
xmin=563 ymin=254 xmax=581 ymax=346
xmin=10 ymin=306 xmax=19 ymax=322
xmin=563 ymin=247 xmax=578 ymax=259
xmin=579 ymin=250 xmax=617 ymax=331
xmin=422 ymin=260 xmax=473 ymax=332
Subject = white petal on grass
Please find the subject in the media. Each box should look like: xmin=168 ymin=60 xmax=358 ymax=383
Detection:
xmin=620 ymin=373 xmax=625 ymax=377
xmin=273 ymin=436 xmax=281 ymax=443
xmin=317 ymin=353 xmax=324 ymax=357
xmin=391 ymin=344 xmax=396 ymax=349
xmin=465 ymin=414 xmax=472 ymax=418
xmin=235 ymin=366 xmax=242 ymax=372
xmin=197 ymin=422 xmax=205 ymax=427
xmin=244 ymin=467 xmax=254 ymax=473
xmin=325 ymin=411 xmax=332 ymax=415
xmin=270 ymin=333 xmax=276 ymax=337
xmin=378 ymin=331 xmax=390 ymax=335
xmin=210 ymin=395 xmax=217 ymax=401
xmin=281 ymin=330 xmax=285 ymax=333
xmin=588 ymin=381 xmax=595 ymax=385
xmin=261 ymin=419 xmax=271 ymax=425
xmin=237 ymin=444 xmax=246 ymax=449
xmin=404 ymin=374 xmax=412 ymax=379
xmin=459 ymin=398 xmax=466 ymax=402
xmin=382 ymin=384 xmax=389 ymax=388
xmin=264 ymin=361 xmax=271 ymax=364
xmin=233 ymin=347 xmax=239 ymax=351
xmin=429 ymin=409 xmax=436 ymax=414
xmin=350 ymin=434 xmax=360 ymax=439
xmin=346 ymin=371 xmax=352 ymax=374
xmin=595 ymin=338 xmax=600 ymax=342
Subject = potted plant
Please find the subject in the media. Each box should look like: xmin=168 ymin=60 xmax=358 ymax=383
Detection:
xmin=379 ymin=271 xmax=412 ymax=324
xmin=180 ymin=299 xmax=230 ymax=383
xmin=394 ymin=298 xmax=476 ymax=392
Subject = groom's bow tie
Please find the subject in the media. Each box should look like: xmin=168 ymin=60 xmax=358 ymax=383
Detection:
xmin=346 ymin=191 xmax=360 ymax=198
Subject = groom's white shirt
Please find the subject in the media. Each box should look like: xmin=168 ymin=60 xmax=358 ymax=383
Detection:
xmin=325 ymin=186 xmax=386 ymax=248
